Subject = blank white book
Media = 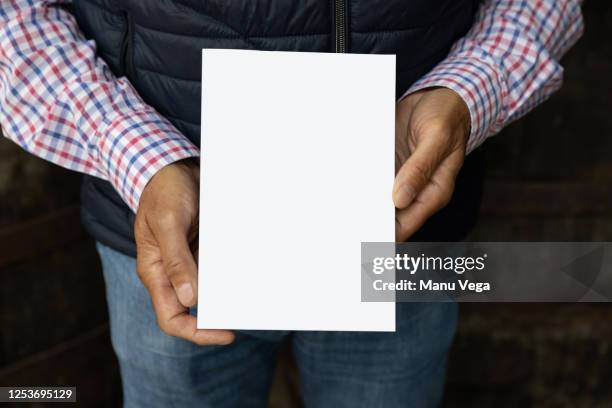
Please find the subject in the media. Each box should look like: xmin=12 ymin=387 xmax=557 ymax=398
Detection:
xmin=198 ymin=49 xmax=396 ymax=331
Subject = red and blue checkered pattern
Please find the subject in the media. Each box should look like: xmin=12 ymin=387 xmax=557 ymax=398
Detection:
xmin=408 ymin=0 xmax=584 ymax=153
xmin=1 ymin=0 xmax=583 ymax=211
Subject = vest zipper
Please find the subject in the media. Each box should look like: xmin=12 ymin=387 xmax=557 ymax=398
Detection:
xmin=334 ymin=0 xmax=347 ymax=53
xmin=119 ymin=11 xmax=135 ymax=80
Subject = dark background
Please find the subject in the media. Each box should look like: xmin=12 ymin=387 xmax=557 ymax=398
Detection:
xmin=0 ymin=1 xmax=611 ymax=407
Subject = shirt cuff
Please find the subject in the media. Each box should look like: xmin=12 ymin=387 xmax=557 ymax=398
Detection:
xmin=404 ymin=53 xmax=507 ymax=154
xmin=97 ymin=110 xmax=200 ymax=212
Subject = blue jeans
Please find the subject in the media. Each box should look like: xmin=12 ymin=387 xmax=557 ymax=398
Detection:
xmin=97 ymin=243 xmax=457 ymax=408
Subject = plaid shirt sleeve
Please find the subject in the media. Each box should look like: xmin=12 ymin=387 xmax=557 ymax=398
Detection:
xmin=406 ymin=0 xmax=584 ymax=154
xmin=0 ymin=0 xmax=200 ymax=212
xmin=1 ymin=1 xmax=585 ymax=212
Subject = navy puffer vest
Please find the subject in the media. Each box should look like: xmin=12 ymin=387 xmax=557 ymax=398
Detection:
xmin=74 ymin=0 xmax=484 ymax=256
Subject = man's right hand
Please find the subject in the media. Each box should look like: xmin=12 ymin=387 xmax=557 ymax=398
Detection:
xmin=134 ymin=159 xmax=235 ymax=345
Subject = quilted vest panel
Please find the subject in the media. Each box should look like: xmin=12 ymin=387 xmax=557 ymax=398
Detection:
xmin=74 ymin=0 xmax=483 ymax=255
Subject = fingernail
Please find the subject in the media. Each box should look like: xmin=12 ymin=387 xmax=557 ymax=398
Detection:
xmin=177 ymin=283 xmax=195 ymax=306
xmin=393 ymin=184 xmax=416 ymax=208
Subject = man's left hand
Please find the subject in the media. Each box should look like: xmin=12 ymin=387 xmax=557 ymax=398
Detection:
xmin=394 ymin=87 xmax=471 ymax=241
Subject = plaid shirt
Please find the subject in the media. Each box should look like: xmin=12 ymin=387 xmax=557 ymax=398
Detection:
xmin=0 ymin=0 xmax=584 ymax=212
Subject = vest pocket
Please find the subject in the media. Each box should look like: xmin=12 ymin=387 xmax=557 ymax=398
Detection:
xmin=119 ymin=11 xmax=136 ymax=80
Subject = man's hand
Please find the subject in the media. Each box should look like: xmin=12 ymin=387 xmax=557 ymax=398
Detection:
xmin=394 ymin=88 xmax=471 ymax=241
xmin=134 ymin=159 xmax=234 ymax=345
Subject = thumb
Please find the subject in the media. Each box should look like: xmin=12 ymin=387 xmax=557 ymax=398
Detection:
xmin=393 ymin=136 xmax=443 ymax=209
xmin=156 ymin=217 xmax=198 ymax=308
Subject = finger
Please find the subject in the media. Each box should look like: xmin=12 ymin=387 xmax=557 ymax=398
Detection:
xmin=395 ymin=192 xmax=442 ymax=242
xmin=155 ymin=215 xmax=199 ymax=308
xmin=393 ymin=136 xmax=445 ymax=209
xmin=395 ymin=155 xmax=460 ymax=241
xmin=140 ymin=263 xmax=235 ymax=346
